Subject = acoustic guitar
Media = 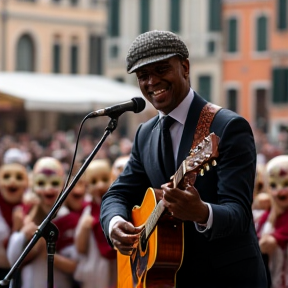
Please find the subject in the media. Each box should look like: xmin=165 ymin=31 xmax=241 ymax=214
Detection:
xmin=117 ymin=132 xmax=220 ymax=288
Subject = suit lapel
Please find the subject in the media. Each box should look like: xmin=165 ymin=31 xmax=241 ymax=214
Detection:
xmin=176 ymin=93 xmax=207 ymax=168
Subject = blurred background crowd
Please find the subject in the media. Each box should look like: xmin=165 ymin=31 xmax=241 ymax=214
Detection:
xmin=0 ymin=125 xmax=285 ymax=173
xmin=0 ymin=129 xmax=133 ymax=173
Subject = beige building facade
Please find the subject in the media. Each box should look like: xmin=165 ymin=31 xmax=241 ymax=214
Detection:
xmin=0 ymin=0 xmax=107 ymax=74
xmin=0 ymin=0 xmax=110 ymax=137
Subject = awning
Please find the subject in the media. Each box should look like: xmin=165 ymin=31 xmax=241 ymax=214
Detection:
xmin=0 ymin=72 xmax=152 ymax=113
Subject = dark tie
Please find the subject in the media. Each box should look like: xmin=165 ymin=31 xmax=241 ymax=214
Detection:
xmin=160 ymin=115 xmax=176 ymax=179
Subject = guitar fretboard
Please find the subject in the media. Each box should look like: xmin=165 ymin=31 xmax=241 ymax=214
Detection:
xmin=145 ymin=200 xmax=165 ymax=238
xmin=172 ymin=160 xmax=186 ymax=188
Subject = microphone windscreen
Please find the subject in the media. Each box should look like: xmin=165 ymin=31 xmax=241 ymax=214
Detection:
xmin=132 ymin=97 xmax=146 ymax=113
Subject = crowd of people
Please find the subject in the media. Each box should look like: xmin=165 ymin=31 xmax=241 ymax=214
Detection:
xmin=0 ymin=128 xmax=287 ymax=287
xmin=0 ymin=130 xmax=131 ymax=288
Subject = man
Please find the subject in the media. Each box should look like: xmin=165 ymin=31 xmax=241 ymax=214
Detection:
xmin=100 ymin=30 xmax=268 ymax=287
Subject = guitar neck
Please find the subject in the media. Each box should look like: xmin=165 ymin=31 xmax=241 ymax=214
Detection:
xmin=172 ymin=158 xmax=197 ymax=189
xmin=172 ymin=160 xmax=186 ymax=188
xmin=145 ymin=200 xmax=165 ymax=238
xmin=144 ymin=160 xmax=192 ymax=238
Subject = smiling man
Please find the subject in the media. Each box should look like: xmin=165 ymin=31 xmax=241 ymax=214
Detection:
xmin=100 ymin=30 xmax=268 ymax=288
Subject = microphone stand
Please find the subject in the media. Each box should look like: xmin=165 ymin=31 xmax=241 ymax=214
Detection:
xmin=0 ymin=117 xmax=119 ymax=288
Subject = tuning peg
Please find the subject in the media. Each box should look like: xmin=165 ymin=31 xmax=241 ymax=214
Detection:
xmin=212 ymin=160 xmax=217 ymax=166
xmin=205 ymin=164 xmax=210 ymax=171
xmin=200 ymin=169 xmax=204 ymax=176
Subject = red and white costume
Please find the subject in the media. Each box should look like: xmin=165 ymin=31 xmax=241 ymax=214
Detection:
xmin=256 ymin=155 xmax=288 ymax=288
xmin=74 ymin=202 xmax=117 ymax=288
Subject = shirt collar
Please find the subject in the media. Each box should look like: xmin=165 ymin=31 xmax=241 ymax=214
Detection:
xmin=158 ymin=88 xmax=194 ymax=125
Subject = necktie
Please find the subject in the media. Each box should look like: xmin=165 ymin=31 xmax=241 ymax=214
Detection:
xmin=160 ymin=115 xmax=176 ymax=179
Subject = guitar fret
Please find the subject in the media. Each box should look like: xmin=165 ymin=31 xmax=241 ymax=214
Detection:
xmin=146 ymin=201 xmax=165 ymax=237
xmin=172 ymin=161 xmax=185 ymax=188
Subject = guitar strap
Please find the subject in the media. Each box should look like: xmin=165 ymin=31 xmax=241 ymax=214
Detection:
xmin=191 ymin=102 xmax=222 ymax=150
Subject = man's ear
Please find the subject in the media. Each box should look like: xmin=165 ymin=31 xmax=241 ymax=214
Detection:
xmin=182 ymin=58 xmax=190 ymax=79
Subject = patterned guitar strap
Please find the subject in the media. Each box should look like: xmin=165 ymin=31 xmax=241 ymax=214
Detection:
xmin=170 ymin=102 xmax=222 ymax=189
xmin=191 ymin=102 xmax=222 ymax=150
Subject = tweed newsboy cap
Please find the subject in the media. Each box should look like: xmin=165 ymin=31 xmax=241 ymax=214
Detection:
xmin=126 ymin=30 xmax=189 ymax=73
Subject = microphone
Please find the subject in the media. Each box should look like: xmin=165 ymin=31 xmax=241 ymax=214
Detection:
xmin=88 ymin=97 xmax=146 ymax=118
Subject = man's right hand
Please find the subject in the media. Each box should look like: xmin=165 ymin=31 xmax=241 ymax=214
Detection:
xmin=110 ymin=219 xmax=142 ymax=256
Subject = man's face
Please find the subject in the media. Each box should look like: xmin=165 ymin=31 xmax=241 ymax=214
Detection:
xmin=135 ymin=56 xmax=190 ymax=115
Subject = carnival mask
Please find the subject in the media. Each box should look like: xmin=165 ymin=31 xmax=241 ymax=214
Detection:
xmin=32 ymin=157 xmax=65 ymax=209
xmin=266 ymin=155 xmax=288 ymax=209
xmin=0 ymin=163 xmax=28 ymax=204
xmin=85 ymin=159 xmax=111 ymax=202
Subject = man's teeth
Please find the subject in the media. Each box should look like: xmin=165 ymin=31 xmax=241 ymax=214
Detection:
xmin=153 ymin=89 xmax=165 ymax=95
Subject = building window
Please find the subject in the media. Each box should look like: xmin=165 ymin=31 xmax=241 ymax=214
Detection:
xmin=170 ymin=0 xmax=180 ymax=33
xmin=198 ymin=75 xmax=211 ymax=102
xmin=272 ymin=68 xmax=288 ymax=103
xmin=115 ymin=77 xmax=124 ymax=82
xmin=227 ymin=89 xmax=238 ymax=112
xmin=255 ymin=88 xmax=268 ymax=133
xmin=89 ymin=35 xmax=103 ymax=75
xmin=277 ymin=0 xmax=287 ymax=30
xmin=16 ymin=34 xmax=35 ymax=71
xmin=70 ymin=44 xmax=78 ymax=74
xmin=52 ymin=43 xmax=61 ymax=73
xmin=140 ymin=0 xmax=150 ymax=33
xmin=110 ymin=45 xmax=119 ymax=58
xmin=207 ymin=40 xmax=216 ymax=54
xmin=208 ymin=0 xmax=221 ymax=31
xmin=256 ymin=15 xmax=268 ymax=52
xmin=109 ymin=0 xmax=120 ymax=37
xmin=227 ymin=17 xmax=238 ymax=53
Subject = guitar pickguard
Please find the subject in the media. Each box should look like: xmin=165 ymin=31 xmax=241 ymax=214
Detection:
xmin=131 ymin=243 xmax=149 ymax=287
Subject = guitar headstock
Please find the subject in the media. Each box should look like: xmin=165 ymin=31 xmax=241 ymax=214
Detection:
xmin=172 ymin=132 xmax=220 ymax=189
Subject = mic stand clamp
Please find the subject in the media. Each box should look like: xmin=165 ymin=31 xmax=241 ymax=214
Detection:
xmin=43 ymin=222 xmax=59 ymax=288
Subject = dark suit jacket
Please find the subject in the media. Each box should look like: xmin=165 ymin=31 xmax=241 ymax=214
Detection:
xmin=100 ymin=93 xmax=268 ymax=288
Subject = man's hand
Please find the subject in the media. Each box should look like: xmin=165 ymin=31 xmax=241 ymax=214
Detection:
xmin=153 ymin=188 xmax=164 ymax=202
xmin=161 ymin=182 xmax=209 ymax=224
xmin=110 ymin=219 xmax=142 ymax=256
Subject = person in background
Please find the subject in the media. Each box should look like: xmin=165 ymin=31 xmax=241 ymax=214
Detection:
xmin=110 ymin=155 xmax=130 ymax=184
xmin=253 ymin=163 xmax=271 ymax=222
xmin=256 ymin=155 xmax=288 ymax=288
xmin=53 ymin=162 xmax=89 ymax=288
xmin=0 ymin=162 xmax=28 ymax=287
xmin=100 ymin=30 xmax=268 ymax=287
xmin=74 ymin=159 xmax=117 ymax=288
xmin=7 ymin=156 xmax=76 ymax=288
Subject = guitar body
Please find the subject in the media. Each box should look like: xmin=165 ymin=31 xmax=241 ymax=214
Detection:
xmin=117 ymin=188 xmax=184 ymax=288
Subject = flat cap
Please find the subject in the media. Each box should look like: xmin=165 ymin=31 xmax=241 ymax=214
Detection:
xmin=126 ymin=30 xmax=189 ymax=74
